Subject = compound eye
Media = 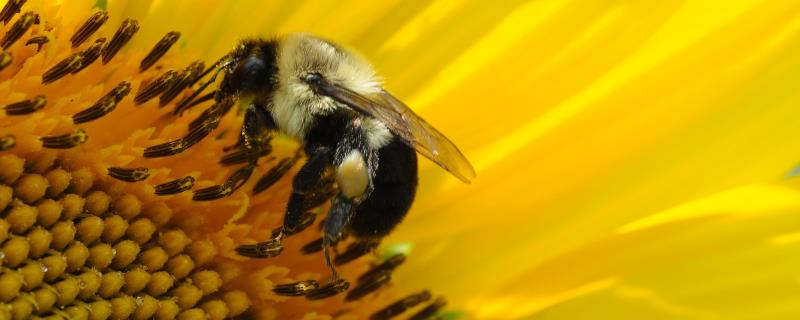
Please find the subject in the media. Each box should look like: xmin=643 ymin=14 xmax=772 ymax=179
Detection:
xmin=232 ymin=56 xmax=269 ymax=92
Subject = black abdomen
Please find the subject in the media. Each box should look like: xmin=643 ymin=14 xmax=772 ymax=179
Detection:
xmin=349 ymin=139 xmax=418 ymax=239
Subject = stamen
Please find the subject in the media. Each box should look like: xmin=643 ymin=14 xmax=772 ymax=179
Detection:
xmin=101 ymin=19 xmax=139 ymax=64
xmin=1 ymin=11 xmax=38 ymax=49
xmin=0 ymin=51 xmax=11 ymax=70
xmin=282 ymin=211 xmax=317 ymax=237
xmin=0 ymin=0 xmax=26 ymax=24
xmin=219 ymin=144 xmax=271 ymax=166
xmin=42 ymin=53 xmax=83 ymax=84
xmin=192 ymin=164 xmax=254 ymax=201
xmin=25 ymin=35 xmax=47 ymax=51
xmin=4 ymin=95 xmax=45 ymax=115
xmin=408 ymin=297 xmax=447 ymax=320
xmin=72 ymin=81 xmax=131 ymax=124
xmin=188 ymin=100 xmax=233 ymax=131
xmin=139 ymin=31 xmax=180 ymax=72
xmin=134 ymin=70 xmax=178 ymax=105
xmin=335 ymin=241 xmax=379 ymax=266
xmin=234 ymin=238 xmax=282 ymax=258
xmin=159 ymin=61 xmax=204 ymax=107
xmin=345 ymin=271 xmax=391 ymax=301
xmin=70 ymin=10 xmax=108 ymax=48
xmin=0 ymin=134 xmax=15 ymax=151
xmin=144 ymin=99 xmax=229 ymax=158
xmin=180 ymin=90 xmax=216 ymax=111
xmin=272 ymin=280 xmax=320 ymax=296
xmin=369 ymin=290 xmax=433 ymax=320
xmin=358 ymin=254 xmax=406 ymax=283
xmin=107 ymin=167 xmax=150 ymax=182
xmin=306 ymin=279 xmax=349 ymax=300
xmin=301 ymin=237 xmax=324 ymax=255
xmin=72 ymin=38 xmax=106 ymax=74
xmin=154 ymin=176 xmax=195 ymax=195
xmin=40 ymin=129 xmax=88 ymax=149
xmin=252 ymin=156 xmax=299 ymax=194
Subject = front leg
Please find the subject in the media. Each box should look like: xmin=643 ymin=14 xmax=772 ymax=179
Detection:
xmin=235 ymin=145 xmax=333 ymax=258
xmin=193 ymin=103 xmax=274 ymax=201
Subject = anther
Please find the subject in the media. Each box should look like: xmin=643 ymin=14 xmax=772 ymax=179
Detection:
xmin=72 ymin=38 xmax=105 ymax=74
xmin=42 ymin=53 xmax=83 ymax=84
xmin=306 ymin=279 xmax=349 ymax=300
xmin=0 ymin=51 xmax=11 ymax=70
xmin=0 ymin=135 xmax=15 ymax=151
xmin=188 ymin=100 xmax=233 ymax=130
xmin=154 ymin=176 xmax=195 ymax=195
xmin=219 ymin=144 xmax=271 ymax=167
xmin=252 ymin=156 xmax=299 ymax=194
xmin=0 ymin=0 xmax=26 ymax=24
xmin=72 ymin=81 xmax=131 ymax=124
xmin=301 ymin=237 xmax=324 ymax=255
xmin=345 ymin=271 xmax=391 ymax=301
xmin=192 ymin=164 xmax=255 ymax=201
xmin=25 ymin=35 xmax=47 ymax=51
xmin=3 ymin=95 xmax=45 ymax=115
xmin=134 ymin=70 xmax=178 ymax=105
xmin=102 ymin=19 xmax=139 ymax=64
xmin=159 ymin=61 xmax=204 ymax=107
xmin=70 ymin=10 xmax=108 ymax=48
xmin=358 ymin=254 xmax=406 ymax=283
xmin=234 ymin=238 xmax=282 ymax=258
xmin=408 ymin=297 xmax=447 ymax=320
xmin=41 ymin=129 xmax=87 ymax=149
xmin=272 ymin=280 xmax=319 ymax=296
xmin=335 ymin=241 xmax=379 ymax=266
xmin=369 ymin=290 xmax=432 ymax=320
xmin=139 ymin=31 xmax=180 ymax=72
xmin=107 ymin=167 xmax=150 ymax=182
xmin=144 ymin=101 xmax=227 ymax=157
xmin=1 ymin=11 xmax=38 ymax=49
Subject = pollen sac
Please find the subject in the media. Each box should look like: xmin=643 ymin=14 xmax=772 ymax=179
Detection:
xmin=1 ymin=11 xmax=39 ymax=50
xmin=42 ymin=53 xmax=83 ymax=84
xmin=408 ymin=297 xmax=448 ymax=320
xmin=160 ymin=61 xmax=204 ymax=107
xmin=301 ymin=237 xmax=324 ymax=255
xmin=3 ymin=95 xmax=45 ymax=115
xmin=154 ymin=176 xmax=195 ymax=195
xmin=335 ymin=241 xmax=379 ymax=266
xmin=102 ymin=19 xmax=139 ymax=64
xmin=234 ymin=238 xmax=283 ymax=258
xmin=40 ymin=129 xmax=88 ymax=149
xmin=0 ymin=135 xmax=15 ymax=151
xmin=135 ymin=70 xmax=178 ymax=105
xmin=107 ymin=167 xmax=150 ymax=182
xmin=306 ymin=279 xmax=349 ymax=300
xmin=219 ymin=144 xmax=271 ymax=167
xmin=370 ymin=290 xmax=433 ymax=320
xmin=25 ymin=35 xmax=48 ymax=51
xmin=0 ymin=0 xmax=26 ymax=24
xmin=140 ymin=31 xmax=180 ymax=72
xmin=0 ymin=51 xmax=11 ymax=70
xmin=358 ymin=254 xmax=406 ymax=283
xmin=192 ymin=164 xmax=254 ymax=201
xmin=345 ymin=271 xmax=391 ymax=301
xmin=72 ymin=81 xmax=131 ymax=123
xmin=272 ymin=280 xmax=320 ymax=297
xmin=70 ymin=10 xmax=108 ymax=48
xmin=252 ymin=156 xmax=298 ymax=194
xmin=72 ymin=37 xmax=106 ymax=74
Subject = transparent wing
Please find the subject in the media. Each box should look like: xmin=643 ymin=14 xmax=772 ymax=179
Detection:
xmin=311 ymin=79 xmax=476 ymax=183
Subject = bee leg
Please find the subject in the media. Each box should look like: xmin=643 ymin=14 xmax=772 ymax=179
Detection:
xmin=193 ymin=103 xmax=274 ymax=201
xmin=322 ymin=195 xmax=355 ymax=281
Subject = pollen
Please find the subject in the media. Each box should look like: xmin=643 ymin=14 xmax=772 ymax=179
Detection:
xmin=0 ymin=1 xmax=447 ymax=319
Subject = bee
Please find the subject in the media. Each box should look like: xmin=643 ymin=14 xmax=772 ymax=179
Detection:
xmin=173 ymin=33 xmax=475 ymax=289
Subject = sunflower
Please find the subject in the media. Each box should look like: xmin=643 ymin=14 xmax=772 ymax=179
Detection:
xmin=2 ymin=0 xmax=800 ymax=319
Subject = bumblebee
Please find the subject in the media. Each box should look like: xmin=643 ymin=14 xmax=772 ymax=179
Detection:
xmin=172 ymin=33 xmax=475 ymax=288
